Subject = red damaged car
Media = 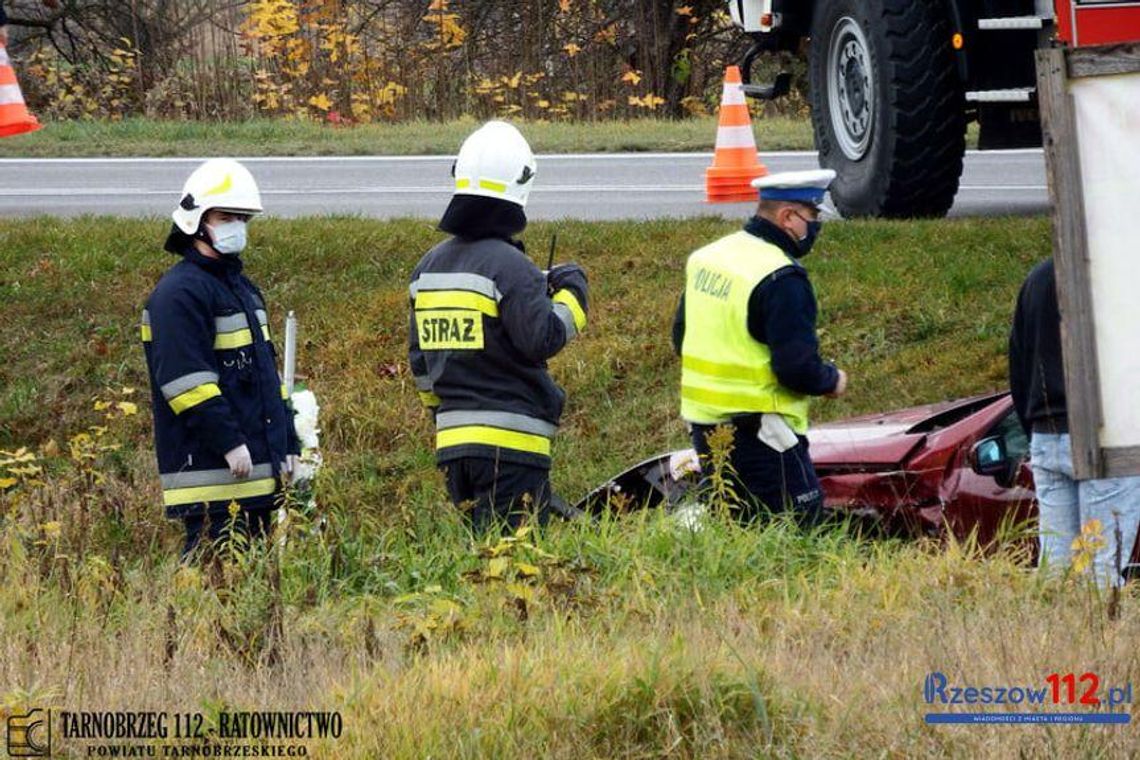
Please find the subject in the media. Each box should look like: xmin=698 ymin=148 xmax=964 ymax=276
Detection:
xmin=576 ymin=392 xmax=1140 ymax=566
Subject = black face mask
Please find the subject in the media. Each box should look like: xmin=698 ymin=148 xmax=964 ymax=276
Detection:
xmin=796 ymin=219 xmax=822 ymax=257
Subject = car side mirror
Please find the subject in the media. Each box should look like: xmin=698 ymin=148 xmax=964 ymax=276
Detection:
xmin=970 ymin=436 xmax=1016 ymax=486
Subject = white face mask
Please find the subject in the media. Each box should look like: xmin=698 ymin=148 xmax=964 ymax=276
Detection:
xmin=208 ymin=220 xmax=248 ymax=255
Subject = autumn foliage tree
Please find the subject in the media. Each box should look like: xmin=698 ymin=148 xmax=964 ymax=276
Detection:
xmin=8 ymin=0 xmax=796 ymax=123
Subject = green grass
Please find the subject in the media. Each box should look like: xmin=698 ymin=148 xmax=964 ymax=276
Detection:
xmin=4 ymin=215 xmax=1136 ymax=758
xmin=0 ymin=215 xmax=1039 ymax=490
xmin=0 ymin=116 xmax=816 ymax=157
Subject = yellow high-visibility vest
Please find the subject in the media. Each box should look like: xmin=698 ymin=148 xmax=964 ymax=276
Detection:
xmin=680 ymin=231 xmax=811 ymax=433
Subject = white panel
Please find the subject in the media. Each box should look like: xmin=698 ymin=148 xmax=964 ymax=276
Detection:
xmin=1071 ymin=73 xmax=1140 ymax=448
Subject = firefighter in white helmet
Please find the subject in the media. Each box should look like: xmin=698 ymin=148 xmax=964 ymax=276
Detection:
xmin=408 ymin=121 xmax=590 ymax=531
xmin=141 ymin=158 xmax=300 ymax=558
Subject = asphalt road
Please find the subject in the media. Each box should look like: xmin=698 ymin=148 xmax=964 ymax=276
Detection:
xmin=0 ymin=150 xmax=1047 ymax=220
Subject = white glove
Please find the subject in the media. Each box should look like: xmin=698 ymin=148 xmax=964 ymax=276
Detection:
xmin=224 ymin=444 xmax=253 ymax=479
xmin=280 ymin=454 xmax=301 ymax=485
xmin=827 ymin=369 xmax=848 ymax=398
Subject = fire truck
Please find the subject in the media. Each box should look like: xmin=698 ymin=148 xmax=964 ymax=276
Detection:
xmin=728 ymin=0 xmax=1140 ymax=217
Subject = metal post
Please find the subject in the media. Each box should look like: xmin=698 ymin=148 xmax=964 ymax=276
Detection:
xmin=283 ymin=311 xmax=297 ymax=397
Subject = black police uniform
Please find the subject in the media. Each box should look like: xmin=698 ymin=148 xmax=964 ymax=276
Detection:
xmin=672 ymin=216 xmax=838 ymax=523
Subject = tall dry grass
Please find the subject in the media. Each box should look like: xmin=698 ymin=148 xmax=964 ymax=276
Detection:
xmin=3 ymin=215 xmax=1135 ymax=757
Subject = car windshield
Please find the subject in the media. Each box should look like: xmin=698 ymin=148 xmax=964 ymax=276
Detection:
xmin=905 ymin=395 xmax=1006 ymax=435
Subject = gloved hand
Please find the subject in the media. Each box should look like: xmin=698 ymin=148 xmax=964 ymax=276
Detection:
xmin=826 ymin=369 xmax=848 ymax=399
xmin=280 ymin=454 xmax=301 ymax=485
xmin=224 ymin=444 xmax=253 ymax=479
xmin=547 ymin=263 xmax=589 ymax=309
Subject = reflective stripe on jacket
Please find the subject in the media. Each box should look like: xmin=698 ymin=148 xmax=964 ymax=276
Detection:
xmin=142 ymin=246 xmax=299 ymax=518
xmin=680 ymin=231 xmax=812 ymax=433
xmin=408 ymin=237 xmax=585 ymax=468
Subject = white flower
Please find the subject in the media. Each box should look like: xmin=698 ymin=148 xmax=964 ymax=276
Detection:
xmin=291 ymin=389 xmax=321 ymax=451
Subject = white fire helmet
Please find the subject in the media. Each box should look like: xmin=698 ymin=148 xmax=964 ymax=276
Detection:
xmin=452 ymin=121 xmax=536 ymax=208
xmin=172 ymin=158 xmax=264 ymax=234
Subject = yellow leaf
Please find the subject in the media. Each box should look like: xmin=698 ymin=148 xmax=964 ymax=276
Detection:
xmin=505 ymin=72 xmax=522 ymax=89
xmin=516 ymin=562 xmax=541 ymax=578
xmin=559 ymin=0 xmax=571 ymax=11
xmin=563 ymin=42 xmax=581 ymax=57
xmin=506 ymin=582 xmax=535 ymax=601
xmin=621 ymin=70 xmax=642 ymax=85
xmin=676 ymin=5 xmax=693 ymax=15
xmin=487 ymin=557 xmax=509 ymax=579
xmin=537 ymin=99 xmax=550 ymax=108
xmin=308 ymin=93 xmax=332 ymax=111
xmin=117 ymin=401 xmax=138 ymax=416
xmin=0 ymin=477 xmax=17 ymax=489
xmin=120 ymin=386 xmax=136 ymax=396
xmin=1071 ymin=550 xmax=1091 ymax=574
xmin=93 ymin=400 xmax=112 ymax=412
xmin=41 ymin=521 xmax=62 ymax=539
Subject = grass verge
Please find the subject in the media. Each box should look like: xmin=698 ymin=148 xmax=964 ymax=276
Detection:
xmin=0 ymin=116 xmax=816 ymax=158
xmin=3 ymin=215 xmax=1133 ymax=758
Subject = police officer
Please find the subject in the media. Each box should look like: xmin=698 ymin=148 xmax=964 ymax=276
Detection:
xmin=408 ymin=121 xmax=589 ymax=531
xmin=142 ymin=158 xmax=300 ymax=557
xmin=672 ymin=170 xmax=846 ymax=524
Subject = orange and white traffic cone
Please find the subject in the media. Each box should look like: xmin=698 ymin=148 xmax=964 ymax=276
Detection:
xmin=0 ymin=44 xmax=42 ymax=139
xmin=705 ymin=66 xmax=767 ymax=203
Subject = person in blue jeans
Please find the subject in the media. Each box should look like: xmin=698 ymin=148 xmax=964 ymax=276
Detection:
xmin=1009 ymin=259 xmax=1140 ymax=586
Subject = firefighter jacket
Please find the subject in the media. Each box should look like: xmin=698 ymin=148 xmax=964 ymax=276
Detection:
xmin=408 ymin=236 xmax=588 ymax=469
xmin=141 ymin=245 xmax=299 ymax=518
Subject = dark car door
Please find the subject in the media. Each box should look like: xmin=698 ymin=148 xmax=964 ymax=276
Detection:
xmin=941 ymin=407 xmax=1037 ymax=550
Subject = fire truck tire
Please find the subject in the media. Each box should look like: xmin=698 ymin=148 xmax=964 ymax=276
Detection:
xmin=808 ymin=0 xmax=966 ymax=217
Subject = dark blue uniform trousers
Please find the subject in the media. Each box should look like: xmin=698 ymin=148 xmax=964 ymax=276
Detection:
xmin=690 ymin=417 xmax=824 ymax=526
xmin=443 ymin=458 xmax=554 ymax=533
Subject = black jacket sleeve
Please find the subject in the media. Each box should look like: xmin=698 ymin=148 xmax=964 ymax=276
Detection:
xmin=407 ymin=269 xmax=439 ymax=409
xmin=750 ymin=271 xmax=839 ymax=396
xmin=1008 ymin=259 xmax=1066 ymax=435
xmin=0 ymin=4 xmax=8 ymax=27
xmin=672 ymin=293 xmax=685 ymax=356
xmin=1009 ymin=286 xmax=1030 ymax=435
xmin=498 ymin=251 xmax=576 ymax=364
xmin=150 ymin=284 xmax=247 ymax=457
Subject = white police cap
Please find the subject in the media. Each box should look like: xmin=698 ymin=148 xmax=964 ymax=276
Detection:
xmin=751 ymin=169 xmax=836 ymax=207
